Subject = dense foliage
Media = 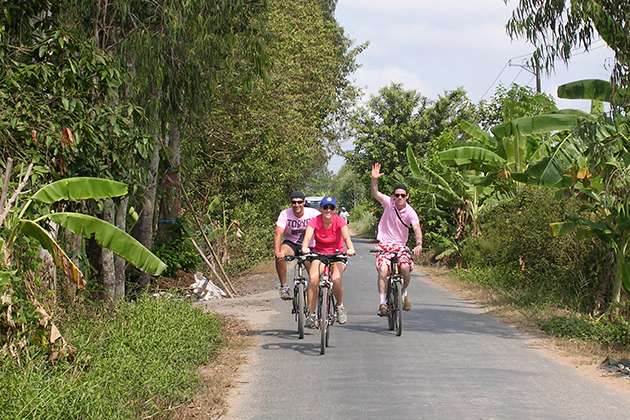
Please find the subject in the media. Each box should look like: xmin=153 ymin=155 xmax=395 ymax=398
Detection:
xmin=461 ymin=186 xmax=608 ymax=311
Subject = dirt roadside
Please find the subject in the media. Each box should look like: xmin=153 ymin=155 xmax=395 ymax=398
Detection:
xmin=173 ymin=261 xmax=630 ymax=419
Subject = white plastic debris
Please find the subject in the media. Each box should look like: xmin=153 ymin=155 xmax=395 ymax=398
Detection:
xmin=192 ymin=272 xmax=227 ymax=300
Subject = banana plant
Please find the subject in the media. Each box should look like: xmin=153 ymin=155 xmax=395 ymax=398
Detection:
xmin=549 ymin=78 xmax=630 ymax=309
xmin=426 ymin=231 xmax=466 ymax=268
xmin=407 ymin=145 xmax=512 ymax=238
xmin=3 ymin=177 xmax=166 ymax=289
xmin=550 ymin=164 xmax=630 ymax=307
xmin=439 ymin=111 xmax=593 ymax=188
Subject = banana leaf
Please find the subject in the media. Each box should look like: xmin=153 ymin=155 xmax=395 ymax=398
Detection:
xmin=491 ymin=113 xmax=583 ymax=138
xmin=526 ymin=133 xmax=582 ymax=185
xmin=48 ymin=213 xmax=166 ymax=275
xmin=512 ymin=172 xmax=573 ymax=188
xmin=557 ymin=79 xmax=623 ymax=103
xmin=407 ymin=145 xmax=421 ymax=178
xmin=438 ymin=146 xmax=505 ymax=169
xmin=550 ymin=221 xmax=577 ymax=236
xmin=501 ymin=134 xmax=527 ymax=172
xmin=460 ymin=121 xmax=499 ymax=149
xmin=19 ymin=220 xmax=86 ymax=288
xmin=31 ymin=177 xmax=128 ymax=204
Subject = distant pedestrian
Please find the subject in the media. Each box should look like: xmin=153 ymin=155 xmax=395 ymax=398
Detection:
xmin=339 ymin=207 xmax=349 ymax=223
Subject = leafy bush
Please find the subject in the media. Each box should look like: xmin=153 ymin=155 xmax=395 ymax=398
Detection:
xmin=349 ymin=201 xmax=378 ymax=239
xmin=540 ymin=315 xmax=630 ymax=346
xmin=224 ymin=201 xmax=275 ymax=275
xmin=0 ymin=295 xmax=224 ymax=420
xmin=461 ymin=186 xmax=607 ymax=312
xmin=154 ymin=221 xmax=201 ymax=277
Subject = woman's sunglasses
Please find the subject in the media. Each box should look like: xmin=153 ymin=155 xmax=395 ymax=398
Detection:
xmin=322 ymin=205 xmax=336 ymax=211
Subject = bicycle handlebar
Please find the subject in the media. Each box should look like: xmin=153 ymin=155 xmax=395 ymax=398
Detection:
xmin=283 ymin=254 xmax=310 ymax=262
xmin=303 ymin=251 xmax=349 ymax=264
xmin=370 ymin=248 xmax=413 ymax=256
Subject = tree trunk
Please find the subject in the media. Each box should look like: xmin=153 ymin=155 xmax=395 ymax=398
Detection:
xmin=157 ymin=120 xmax=182 ymax=242
xmin=137 ymin=132 xmax=161 ymax=289
xmin=101 ymin=198 xmax=123 ymax=301
xmin=114 ymin=196 xmax=129 ymax=295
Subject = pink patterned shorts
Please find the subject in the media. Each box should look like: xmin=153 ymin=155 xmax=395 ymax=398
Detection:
xmin=375 ymin=243 xmax=414 ymax=272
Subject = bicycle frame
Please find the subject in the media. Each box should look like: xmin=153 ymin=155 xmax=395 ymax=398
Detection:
xmin=372 ymin=248 xmax=411 ymax=336
xmin=284 ymin=255 xmax=309 ymax=339
xmin=307 ymin=252 xmax=347 ymax=355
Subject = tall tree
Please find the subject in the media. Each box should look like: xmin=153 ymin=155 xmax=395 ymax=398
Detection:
xmin=505 ymin=0 xmax=630 ymax=93
xmin=478 ymin=83 xmax=558 ymax=130
xmin=58 ymin=0 xmax=271 ymax=289
xmin=346 ymin=83 xmax=429 ymax=176
xmin=183 ymin=0 xmax=363 ymax=216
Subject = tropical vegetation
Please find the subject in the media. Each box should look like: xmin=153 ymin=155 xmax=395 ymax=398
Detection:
xmin=2 ymin=0 xmax=630 ymax=416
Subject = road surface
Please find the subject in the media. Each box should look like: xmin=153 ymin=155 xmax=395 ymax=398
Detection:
xmin=207 ymin=237 xmax=630 ymax=420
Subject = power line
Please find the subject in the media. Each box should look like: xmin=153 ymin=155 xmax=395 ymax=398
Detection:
xmin=480 ymin=61 xmax=510 ymax=101
xmin=510 ymin=67 xmax=524 ymax=84
xmin=482 ymin=40 xmax=611 ymax=101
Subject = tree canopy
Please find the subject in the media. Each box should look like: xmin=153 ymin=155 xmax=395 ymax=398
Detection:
xmin=506 ymin=0 xmax=630 ymax=92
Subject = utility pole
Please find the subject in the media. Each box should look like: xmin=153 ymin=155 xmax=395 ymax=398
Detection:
xmin=509 ymin=59 xmax=541 ymax=93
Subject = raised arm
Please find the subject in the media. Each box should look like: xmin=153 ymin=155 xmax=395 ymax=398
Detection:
xmin=371 ymin=162 xmax=389 ymax=203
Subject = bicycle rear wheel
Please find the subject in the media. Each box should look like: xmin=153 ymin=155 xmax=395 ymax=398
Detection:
xmin=319 ymin=287 xmax=328 ymax=355
xmin=296 ymin=282 xmax=305 ymax=339
xmin=394 ymin=281 xmax=403 ymax=336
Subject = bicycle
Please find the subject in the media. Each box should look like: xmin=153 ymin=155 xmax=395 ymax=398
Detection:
xmin=284 ymin=254 xmax=309 ymax=339
xmin=306 ymin=251 xmax=348 ymax=355
xmin=371 ymin=248 xmax=412 ymax=336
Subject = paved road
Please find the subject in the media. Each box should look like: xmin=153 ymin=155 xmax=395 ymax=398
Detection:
xmin=226 ymin=236 xmax=630 ymax=420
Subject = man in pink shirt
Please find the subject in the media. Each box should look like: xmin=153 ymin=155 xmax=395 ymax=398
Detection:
xmin=274 ymin=191 xmax=321 ymax=300
xmin=371 ymin=163 xmax=423 ymax=316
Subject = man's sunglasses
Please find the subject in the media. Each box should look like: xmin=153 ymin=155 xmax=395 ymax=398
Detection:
xmin=322 ymin=205 xmax=336 ymax=211
xmin=291 ymin=200 xmax=304 ymax=205
xmin=394 ymin=193 xmax=407 ymax=198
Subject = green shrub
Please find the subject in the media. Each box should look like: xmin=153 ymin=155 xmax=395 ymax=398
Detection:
xmin=540 ymin=315 xmax=630 ymax=346
xmin=0 ymin=295 xmax=224 ymax=420
xmin=154 ymin=220 xmax=201 ymax=277
xmin=461 ymin=186 xmax=607 ymax=312
xmin=224 ymin=201 xmax=275 ymax=275
xmin=350 ymin=201 xmax=378 ymax=238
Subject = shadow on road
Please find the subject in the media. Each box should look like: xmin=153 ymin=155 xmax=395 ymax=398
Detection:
xmin=258 ymin=328 xmax=333 ymax=356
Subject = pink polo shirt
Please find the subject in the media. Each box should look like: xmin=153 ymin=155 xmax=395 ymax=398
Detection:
xmin=376 ymin=196 xmax=419 ymax=246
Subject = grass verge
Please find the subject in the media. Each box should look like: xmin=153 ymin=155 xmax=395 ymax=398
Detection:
xmin=0 ymin=294 xmax=225 ymax=420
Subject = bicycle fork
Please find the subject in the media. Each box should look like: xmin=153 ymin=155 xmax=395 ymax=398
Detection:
xmin=318 ymin=266 xmax=335 ymax=327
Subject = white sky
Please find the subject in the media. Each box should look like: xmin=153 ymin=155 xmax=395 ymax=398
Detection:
xmin=329 ymin=0 xmax=615 ymax=172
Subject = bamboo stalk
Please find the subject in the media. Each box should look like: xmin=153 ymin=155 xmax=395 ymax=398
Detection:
xmin=191 ymin=239 xmax=234 ymax=298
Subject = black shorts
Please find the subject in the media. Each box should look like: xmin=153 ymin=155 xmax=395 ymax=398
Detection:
xmin=282 ymin=240 xmax=307 ymax=255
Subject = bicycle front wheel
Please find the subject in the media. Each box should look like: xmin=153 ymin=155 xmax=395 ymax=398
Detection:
xmin=319 ymin=287 xmax=328 ymax=355
xmin=326 ymin=293 xmax=335 ymax=348
xmin=394 ymin=281 xmax=403 ymax=336
xmin=297 ymin=282 xmax=305 ymax=339
xmin=387 ymin=281 xmax=395 ymax=331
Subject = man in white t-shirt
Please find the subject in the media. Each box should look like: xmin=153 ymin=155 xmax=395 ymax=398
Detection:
xmin=274 ymin=191 xmax=321 ymax=300
xmin=371 ymin=163 xmax=423 ymax=315
xmin=339 ymin=207 xmax=349 ymax=223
